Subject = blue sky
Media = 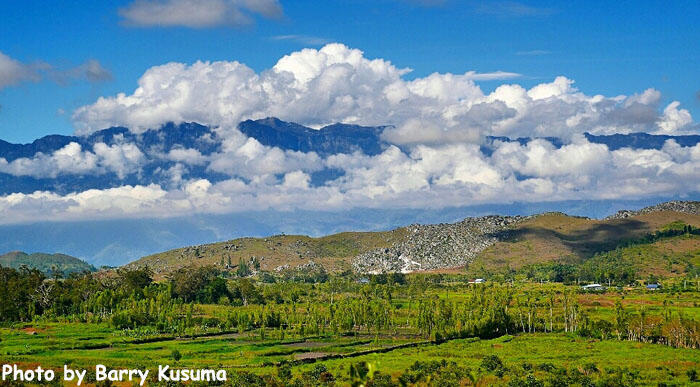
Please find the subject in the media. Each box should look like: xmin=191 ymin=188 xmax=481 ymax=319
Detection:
xmin=0 ymin=0 xmax=699 ymax=143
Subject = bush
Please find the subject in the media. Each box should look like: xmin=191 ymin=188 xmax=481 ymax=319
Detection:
xmin=481 ymin=354 xmax=504 ymax=372
xmin=276 ymin=363 xmax=292 ymax=382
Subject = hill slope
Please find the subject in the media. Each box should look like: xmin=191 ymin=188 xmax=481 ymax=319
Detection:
xmin=128 ymin=201 xmax=700 ymax=276
xmin=0 ymin=251 xmax=95 ymax=274
xmin=470 ymin=210 xmax=700 ymax=273
xmin=128 ymin=229 xmax=409 ymax=276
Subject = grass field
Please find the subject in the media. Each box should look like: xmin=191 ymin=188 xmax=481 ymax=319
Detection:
xmin=2 ymin=325 xmax=698 ymax=385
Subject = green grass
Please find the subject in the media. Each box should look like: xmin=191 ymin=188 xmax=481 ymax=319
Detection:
xmin=297 ymin=334 xmax=700 ymax=385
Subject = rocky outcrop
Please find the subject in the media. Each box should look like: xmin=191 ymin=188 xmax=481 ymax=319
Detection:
xmin=605 ymin=201 xmax=700 ymax=220
xmin=352 ymin=215 xmax=526 ymax=273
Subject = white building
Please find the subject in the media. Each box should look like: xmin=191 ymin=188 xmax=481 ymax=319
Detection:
xmin=581 ymin=283 xmax=604 ymax=291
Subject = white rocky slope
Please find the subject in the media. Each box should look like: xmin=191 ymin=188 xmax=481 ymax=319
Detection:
xmin=352 ymin=215 xmax=527 ymax=273
xmin=605 ymin=201 xmax=700 ymax=220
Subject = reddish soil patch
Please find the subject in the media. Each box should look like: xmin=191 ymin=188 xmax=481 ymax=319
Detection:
xmin=577 ymin=295 xmax=615 ymax=308
xmin=20 ymin=327 xmax=44 ymax=335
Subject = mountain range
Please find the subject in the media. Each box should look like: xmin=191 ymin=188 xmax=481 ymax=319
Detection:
xmin=1 ymin=117 xmax=700 ymax=195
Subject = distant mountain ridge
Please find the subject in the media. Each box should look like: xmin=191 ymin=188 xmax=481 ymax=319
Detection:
xmin=238 ymin=117 xmax=389 ymax=156
xmin=0 ymin=251 xmax=95 ymax=274
xmin=1 ymin=118 xmax=699 ymax=195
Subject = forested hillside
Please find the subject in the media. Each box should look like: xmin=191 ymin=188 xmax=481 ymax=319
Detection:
xmin=0 ymin=251 xmax=94 ymax=275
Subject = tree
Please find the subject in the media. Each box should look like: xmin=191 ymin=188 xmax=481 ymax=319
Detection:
xmin=237 ymin=259 xmax=251 ymax=278
xmin=117 ymin=267 xmax=153 ymax=293
xmin=168 ymin=265 xmax=220 ymax=302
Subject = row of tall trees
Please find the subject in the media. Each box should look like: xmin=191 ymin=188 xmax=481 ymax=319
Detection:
xmin=1 ymin=264 xmax=698 ymax=348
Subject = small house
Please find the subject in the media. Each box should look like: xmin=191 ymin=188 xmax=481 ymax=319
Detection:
xmin=646 ymin=283 xmax=660 ymax=290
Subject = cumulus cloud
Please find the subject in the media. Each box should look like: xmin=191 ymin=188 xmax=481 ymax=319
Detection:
xmin=657 ymin=101 xmax=692 ymax=134
xmin=119 ymin=0 xmax=283 ymax=28
xmin=72 ymin=43 xmax=695 ymax=140
xmin=0 ymin=142 xmax=144 ymax=179
xmin=207 ymin=132 xmax=322 ymax=178
xmin=92 ymin=142 xmax=145 ymax=178
xmin=166 ymin=147 xmax=208 ymax=165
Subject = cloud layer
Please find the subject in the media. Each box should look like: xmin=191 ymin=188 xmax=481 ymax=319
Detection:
xmin=2 ymin=133 xmax=700 ymax=224
xmin=1 ymin=43 xmax=699 ymax=224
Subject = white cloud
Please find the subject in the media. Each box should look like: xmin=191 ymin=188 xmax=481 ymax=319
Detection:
xmin=657 ymin=101 xmax=692 ymax=134
xmin=119 ymin=0 xmax=283 ymax=28
xmin=0 ymin=143 xmax=98 ymax=178
xmin=492 ymin=136 xmax=611 ymax=178
xmin=72 ymin=43 xmax=695 ymax=141
xmin=0 ymin=142 xmax=144 ymax=179
xmin=93 ymin=142 xmax=145 ymax=179
xmin=166 ymin=147 xmax=207 ymax=165
xmin=207 ymin=133 xmax=322 ymax=178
